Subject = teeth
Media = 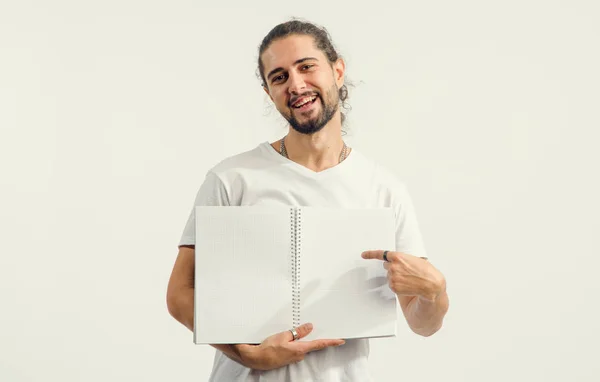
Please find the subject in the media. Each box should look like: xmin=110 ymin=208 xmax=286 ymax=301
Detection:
xmin=294 ymin=96 xmax=316 ymax=108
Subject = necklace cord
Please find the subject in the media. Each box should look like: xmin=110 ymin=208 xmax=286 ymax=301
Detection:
xmin=279 ymin=136 xmax=348 ymax=163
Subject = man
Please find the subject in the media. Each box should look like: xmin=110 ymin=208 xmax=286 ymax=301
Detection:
xmin=167 ymin=19 xmax=449 ymax=381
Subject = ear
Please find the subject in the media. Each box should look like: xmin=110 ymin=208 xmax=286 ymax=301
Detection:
xmin=263 ymin=85 xmax=273 ymax=102
xmin=333 ymin=58 xmax=345 ymax=88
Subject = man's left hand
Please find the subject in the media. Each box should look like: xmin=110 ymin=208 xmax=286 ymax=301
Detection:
xmin=361 ymin=250 xmax=445 ymax=302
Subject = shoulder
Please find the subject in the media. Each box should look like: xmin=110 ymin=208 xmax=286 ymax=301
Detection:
xmin=205 ymin=141 xmax=275 ymax=182
xmin=189 ymin=142 xmax=275 ymax=206
xmin=350 ymin=148 xmax=410 ymax=195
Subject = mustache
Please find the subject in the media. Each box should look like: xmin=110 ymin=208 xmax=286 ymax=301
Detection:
xmin=289 ymin=92 xmax=320 ymax=107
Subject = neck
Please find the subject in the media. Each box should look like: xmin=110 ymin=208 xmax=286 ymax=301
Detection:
xmin=277 ymin=113 xmax=350 ymax=172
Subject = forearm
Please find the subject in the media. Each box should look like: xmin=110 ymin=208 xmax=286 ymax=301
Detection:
xmin=167 ymin=286 xmax=195 ymax=332
xmin=166 ymin=287 xmax=249 ymax=366
xmin=212 ymin=344 xmax=249 ymax=366
xmin=404 ymin=285 xmax=449 ymax=337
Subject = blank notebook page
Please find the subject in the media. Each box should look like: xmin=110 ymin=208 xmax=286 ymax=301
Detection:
xmin=298 ymin=207 xmax=398 ymax=341
xmin=194 ymin=206 xmax=293 ymax=344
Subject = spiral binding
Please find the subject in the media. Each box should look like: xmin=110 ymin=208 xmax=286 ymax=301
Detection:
xmin=291 ymin=208 xmax=301 ymax=328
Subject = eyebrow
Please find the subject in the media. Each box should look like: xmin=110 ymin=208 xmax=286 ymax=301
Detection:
xmin=266 ymin=57 xmax=318 ymax=81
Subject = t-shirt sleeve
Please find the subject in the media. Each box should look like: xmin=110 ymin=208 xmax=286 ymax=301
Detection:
xmin=394 ymin=183 xmax=429 ymax=260
xmin=177 ymin=171 xmax=230 ymax=247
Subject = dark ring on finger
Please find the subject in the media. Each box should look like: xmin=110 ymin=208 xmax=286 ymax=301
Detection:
xmin=383 ymin=250 xmax=390 ymax=262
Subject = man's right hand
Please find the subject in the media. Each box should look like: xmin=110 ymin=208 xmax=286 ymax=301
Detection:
xmin=233 ymin=323 xmax=345 ymax=371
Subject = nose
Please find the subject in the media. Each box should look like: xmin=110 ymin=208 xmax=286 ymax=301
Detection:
xmin=287 ymin=71 xmax=306 ymax=95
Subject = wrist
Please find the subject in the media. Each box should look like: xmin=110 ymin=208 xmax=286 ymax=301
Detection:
xmin=234 ymin=344 xmax=267 ymax=370
xmin=420 ymin=273 xmax=446 ymax=302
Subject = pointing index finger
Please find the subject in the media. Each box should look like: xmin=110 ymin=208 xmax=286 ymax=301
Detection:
xmin=361 ymin=250 xmax=395 ymax=261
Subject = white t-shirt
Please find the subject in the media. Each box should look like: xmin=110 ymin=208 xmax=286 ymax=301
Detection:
xmin=178 ymin=141 xmax=428 ymax=382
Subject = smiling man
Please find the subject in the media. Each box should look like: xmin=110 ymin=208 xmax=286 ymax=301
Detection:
xmin=167 ymin=19 xmax=449 ymax=382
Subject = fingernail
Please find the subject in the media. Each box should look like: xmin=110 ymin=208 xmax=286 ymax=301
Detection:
xmin=304 ymin=323 xmax=313 ymax=330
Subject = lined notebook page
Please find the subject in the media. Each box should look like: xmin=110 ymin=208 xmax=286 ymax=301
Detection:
xmin=194 ymin=206 xmax=293 ymax=344
xmin=298 ymin=207 xmax=398 ymax=341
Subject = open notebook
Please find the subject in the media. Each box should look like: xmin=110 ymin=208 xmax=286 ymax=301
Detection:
xmin=193 ymin=206 xmax=398 ymax=344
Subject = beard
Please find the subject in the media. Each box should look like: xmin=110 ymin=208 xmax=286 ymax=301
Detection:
xmin=284 ymin=85 xmax=339 ymax=135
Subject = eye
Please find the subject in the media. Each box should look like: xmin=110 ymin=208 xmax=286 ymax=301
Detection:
xmin=301 ymin=64 xmax=314 ymax=70
xmin=272 ymin=73 xmax=287 ymax=84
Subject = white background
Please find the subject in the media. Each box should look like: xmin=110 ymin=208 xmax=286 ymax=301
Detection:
xmin=1 ymin=1 xmax=599 ymax=381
